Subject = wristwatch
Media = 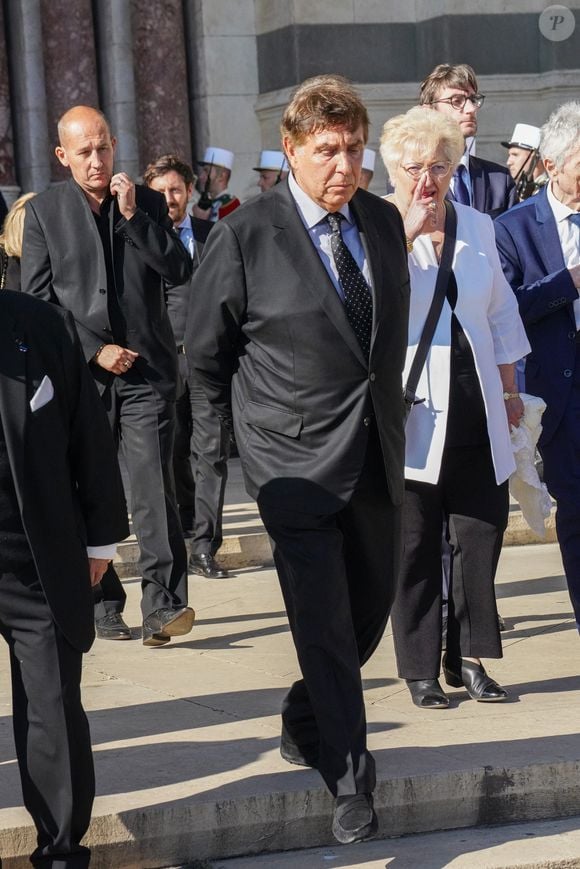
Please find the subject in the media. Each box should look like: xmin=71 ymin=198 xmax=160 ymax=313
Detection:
xmin=503 ymin=391 xmax=519 ymax=400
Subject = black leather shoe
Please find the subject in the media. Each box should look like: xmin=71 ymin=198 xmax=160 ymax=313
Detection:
xmin=332 ymin=793 xmax=378 ymax=845
xmin=406 ymin=678 xmax=449 ymax=709
xmin=142 ymin=606 xmax=195 ymax=647
xmin=443 ymin=654 xmax=508 ymax=702
xmin=280 ymin=725 xmax=319 ymax=769
xmin=189 ymin=553 xmax=229 ymax=579
xmin=95 ymin=613 xmax=132 ymax=640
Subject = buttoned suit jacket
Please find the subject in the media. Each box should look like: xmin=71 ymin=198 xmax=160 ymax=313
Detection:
xmin=21 ymin=179 xmax=192 ymax=401
xmin=469 ymin=155 xmax=517 ymax=219
xmin=0 ymin=291 xmax=129 ymax=651
xmin=185 ymin=180 xmax=410 ymax=514
xmin=494 ymin=186 xmax=578 ymax=445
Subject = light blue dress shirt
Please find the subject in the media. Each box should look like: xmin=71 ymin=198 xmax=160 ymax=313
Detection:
xmin=288 ymin=172 xmax=371 ymax=300
xmin=449 ymin=150 xmax=473 ymax=206
xmin=176 ymin=215 xmax=195 ymax=259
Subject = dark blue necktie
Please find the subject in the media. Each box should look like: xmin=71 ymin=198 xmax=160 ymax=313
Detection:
xmin=568 ymin=213 xmax=580 ymax=229
xmin=452 ymin=164 xmax=470 ymax=206
xmin=326 ymin=212 xmax=373 ymax=359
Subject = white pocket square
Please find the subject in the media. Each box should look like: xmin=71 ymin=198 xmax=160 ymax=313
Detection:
xmin=30 ymin=375 xmax=54 ymax=412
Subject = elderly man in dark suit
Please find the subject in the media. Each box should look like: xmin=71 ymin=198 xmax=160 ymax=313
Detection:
xmin=495 ymin=101 xmax=580 ymax=632
xmin=21 ymin=106 xmax=194 ymax=646
xmin=185 ymin=74 xmax=409 ymax=844
xmin=144 ymin=154 xmax=230 ymax=579
xmin=0 ymin=289 xmax=128 ymax=867
xmin=420 ymin=63 xmax=517 ymax=219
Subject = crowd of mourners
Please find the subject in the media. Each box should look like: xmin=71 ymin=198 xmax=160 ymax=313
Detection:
xmin=1 ymin=61 xmax=579 ymax=865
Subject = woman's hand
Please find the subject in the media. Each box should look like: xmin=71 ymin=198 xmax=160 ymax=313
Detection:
xmin=505 ymin=395 xmax=524 ymax=430
xmin=403 ymin=173 xmax=439 ymax=242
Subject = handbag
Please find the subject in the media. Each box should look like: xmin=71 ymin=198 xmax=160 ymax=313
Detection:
xmin=403 ymin=200 xmax=457 ymax=422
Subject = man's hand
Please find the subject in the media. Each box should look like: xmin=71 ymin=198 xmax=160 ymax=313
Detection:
xmin=110 ymin=172 xmax=137 ymax=220
xmin=94 ymin=344 xmax=139 ymax=375
xmin=88 ymin=557 xmax=110 ymax=587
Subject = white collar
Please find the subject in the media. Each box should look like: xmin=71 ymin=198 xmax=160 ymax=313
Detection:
xmin=458 ymin=149 xmax=471 ymax=171
xmin=288 ymin=172 xmax=352 ymax=228
xmin=547 ymin=181 xmax=580 ymax=222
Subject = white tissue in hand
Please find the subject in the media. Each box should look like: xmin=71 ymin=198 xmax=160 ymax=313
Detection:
xmin=509 ymin=393 xmax=552 ymax=538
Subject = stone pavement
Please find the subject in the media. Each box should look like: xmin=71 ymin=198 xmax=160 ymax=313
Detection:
xmin=217 ymin=816 xmax=580 ymax=868
xmin=0 ymin=466 xmax=578 ymax=868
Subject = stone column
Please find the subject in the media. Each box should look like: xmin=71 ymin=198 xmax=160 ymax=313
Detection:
xmin=94 ymin=0 xmax=139 ymax=176
xmin=183 ymin=0 xmax=262 ymax=202
xmin=4 ymin=0 xmax=51 ymax=192
xmin=0 ymin=0 xmax=18 ymax=202
xmin=131 ymin=0 xmax=191 ymax=171
xmin=40 ymin=0 xmax=100 ymax=181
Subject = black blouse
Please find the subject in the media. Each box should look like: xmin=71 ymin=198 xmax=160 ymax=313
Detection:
xmin=444 ymin=271 xmax=489 ymax=447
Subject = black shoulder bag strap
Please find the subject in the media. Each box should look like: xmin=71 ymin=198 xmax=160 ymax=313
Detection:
xmin=403 ymin=200 xmax=457 ymax=416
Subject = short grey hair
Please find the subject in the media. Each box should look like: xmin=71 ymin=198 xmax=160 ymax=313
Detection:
xmin=540 ymin=101 xmax=580 ymax=168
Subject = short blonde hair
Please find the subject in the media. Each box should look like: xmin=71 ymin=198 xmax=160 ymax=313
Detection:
xmin=0 ymin=192 xmax=36 ymax=258
xmin=380 ymin=106 xmax=464 ymax=184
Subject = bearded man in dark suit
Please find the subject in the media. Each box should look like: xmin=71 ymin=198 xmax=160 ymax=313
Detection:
xmin=144 ymin=154 xmax=230 ymax=579
xmin=21 ymin=106 xmax=194 ymax=647
xmin=185 ymin=74 xmax=409 ymax=844
xmin=0 ymin=290 xmax=128 ymax=868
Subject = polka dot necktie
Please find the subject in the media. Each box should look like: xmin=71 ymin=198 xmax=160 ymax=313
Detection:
xmin=326 ymin=212 xmax=373 ymax=359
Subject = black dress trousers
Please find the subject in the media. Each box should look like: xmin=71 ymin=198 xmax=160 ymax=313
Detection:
xmin=391 ymin=300 xmax=508 ymax=680
xmin=258 ymin=423 xmax=401 ymax=797
xmin=94 ymin=370 xmax=188 ymax=620
xmin=0 ymin=564 xmax=93 ymax=868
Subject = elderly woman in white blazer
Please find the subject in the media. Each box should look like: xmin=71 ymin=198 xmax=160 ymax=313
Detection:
xmin=381 ymin=107 xmax=530 ymax=709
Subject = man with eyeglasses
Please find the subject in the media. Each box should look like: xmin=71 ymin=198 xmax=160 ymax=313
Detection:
xmin=420 ymin=63 xmax=517 ymax=219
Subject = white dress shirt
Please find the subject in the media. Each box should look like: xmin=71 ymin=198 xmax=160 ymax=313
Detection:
xmin=546 ymin=181 xmax=580 ymax=329
xmin=288 ymin=172 xmax=371 ymax=299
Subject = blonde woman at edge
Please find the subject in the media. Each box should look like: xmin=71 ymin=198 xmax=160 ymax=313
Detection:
xmin=0 ymin=192 xmax=36 ymax=290
xmin=380 ymin=107 xmax=530 ymax=709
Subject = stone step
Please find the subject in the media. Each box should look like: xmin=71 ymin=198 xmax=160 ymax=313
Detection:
xmin=1 ymin=544 xmax=576 ymax=868
xmin=113 ymin=500 xmax=557 ymax=578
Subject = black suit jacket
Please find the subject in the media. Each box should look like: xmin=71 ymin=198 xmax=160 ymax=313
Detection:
xmin=21 ymin=179 xmax=192 ymax=400
xmin=166 ymin=215 xmax=212 ymax=346
xmin=469 ymin=155 xmax=517 ymax=219
xmin=0 ymin=292 xmax=129 ymax=650
xmin=185 ymin=180 xmax=410 ymax=513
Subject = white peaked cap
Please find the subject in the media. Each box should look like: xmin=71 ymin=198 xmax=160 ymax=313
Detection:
xmin=254 ymin=150 xmax=288 ymax=172
xmin=199 ymin=147 xmax=235 ymax=170
xmin=501 ymin=124 xmax=541 ymax=151
xmin=362 ymin=148 xmax=376 ymax=173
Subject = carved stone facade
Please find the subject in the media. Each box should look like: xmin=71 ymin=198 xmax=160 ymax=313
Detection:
xmin=2 ymin=0 xmax=579 ymax=204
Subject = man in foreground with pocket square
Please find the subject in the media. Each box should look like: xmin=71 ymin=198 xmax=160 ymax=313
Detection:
xmin=0 ymin=290 xmax=128 ymax=867
xmin=21 ymin=105 xmax=194 ymax=646
xmin=185 ymin=75 xmax=409 ymax=844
